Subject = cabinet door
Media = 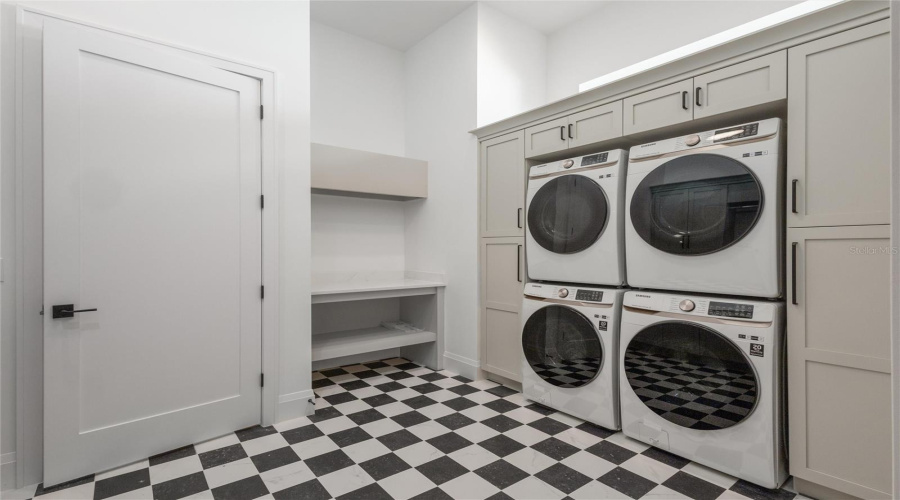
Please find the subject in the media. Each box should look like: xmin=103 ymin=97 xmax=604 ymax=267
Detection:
xmin=480 ymin=131 xmax=525 ymax=238
xmin=567 ymin=101 xmax=623 ymax=149
xmin=693 ymin=51 xmax=786 ymax=119
xmin=622 ymin=79 xmax=693 ymax=135
xmin=787 ymin=20 xmax=890 ymax=227
xmin=524 ymin=117 xmax=568 ymax=158
xmin=787 ymin=225 xmax=892 ymax=499
xmin=481 ymin=237 xmax=524 ymax=382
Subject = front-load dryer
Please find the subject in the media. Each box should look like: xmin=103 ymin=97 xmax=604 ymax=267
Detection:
xmin=625 ymin=119 xmax=783 ymax=298
xmin=619 ymin=290 xmax=787 ymax=489
xmin=526 ymin=150 xmax=627 ymax=286
xmin=521 ymin=282 xmax=624 ymax=430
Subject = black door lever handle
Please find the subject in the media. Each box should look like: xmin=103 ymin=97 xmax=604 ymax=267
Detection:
xmin=52 ymin=304 xmax=98 ymax=319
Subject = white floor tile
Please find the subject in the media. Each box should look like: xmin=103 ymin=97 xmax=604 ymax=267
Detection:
xmin=377 ymin=401 xmax=412 ymax=417
xmin=460 ymin=404 xmax=499 ymax=422
xmin=240 ymin=433 xmax=289 ymax=457
xmin=448 ymin=445 xmax=498 ymax=471
xmin=291 ymin=435 xmax=339 ymax=460
xmin=202 ymin=457 xmax=258 ymax=489
xmin=194 ymin=433 xmax=241 ymax=454
xmin=548 ymin=411 xmax=584 ymax=427
xmin=464 ymin=391 xmax=499 ymax=405
xmin=439 ymin=472 xmax=500 ymax=499
xmin=554 ymin=427 xmax=603 ymax=449
xmin=504 ymin=407 xmax=544 ymax=425
xmin=330 ymin=399 xmax=370 ymax=415
xmin=259 ymin=460 xmax=315 ymax=493
xmin=570 ymin=480 xmax=624 ymax=499
xmin=36 ymin=482 xmax=94 ymax=500
xmin=349 ymin=386 xmax=381 ymax=399
xmin=317 ymin=465 xmax=374 ymax=498
xmin=107 ymin=485 xmax=153 ymax=499
xmin=454 ymin=422 xmax=500 ymax=443
xmin=561 ymin=450 xmax=617 ymax=479
xmin=342 ymin=439 xmax=391 ymax=463
xmin=416 ymin=403 xmax=455 ymax=420
xmin=312 ymin=415 xmax=355 ymax=436
xmin=620 ymin=454 xmax=679 ymax=484
xmin=605 ymin=432 xmax=651 ymax=453
xmin=681 ymin=461 xmax=740 ymax=489
xmin=359 ymin=418 xmax=404 ymax=438
xmin=426 ymin=390 xmax=458 ymax=403
xmin=149 ymin=455 xmax=203 ymax=485
xmin=503 ymin=447 xmax=558 ymax=474
xmin=501 ymin=475 xmax=566 ymax=500
xmin=377 ymin=468 xmax=434 ymax=500
xmin=394 ymin=441 xmax=443 ymax=467
xmin=501 ymin=424 xmax=546 ymax=447
xmin=468 ymin=380 xmax=501 ymax=391
xmin=406 ymin=421 xmax=450 ymax=441
xmin=432 ymin=378 xmax=463 ymax=389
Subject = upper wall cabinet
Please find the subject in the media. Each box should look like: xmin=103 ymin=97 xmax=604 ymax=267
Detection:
xmin=524 ymin=101 xmax=623 ymax=158
xmin=787 ymin=20 xmax=890 ymax=228
xmin=311 ymin=143 xmax=428 ymax=200
xmin=693 ymin=51 xmax=786 ymax=119
xmin=481 ymin=131 xmax=526 ymax=237
xmin=623 ymin=79 xmax=694 ymax=135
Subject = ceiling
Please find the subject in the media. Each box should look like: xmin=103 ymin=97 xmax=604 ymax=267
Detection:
xmin=311 ymin=0 xmax=476 ymax=51
xmin=481 ymin=1 xmax=607 ymax=35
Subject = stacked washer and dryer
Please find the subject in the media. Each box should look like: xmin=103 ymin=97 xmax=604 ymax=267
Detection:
xmin=519 ymin=118 xmax=788 ymax=489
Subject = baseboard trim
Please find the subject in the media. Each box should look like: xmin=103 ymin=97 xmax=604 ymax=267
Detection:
xmin=1 ymin=452 xmax=16 ymax=492
xmin=443 ymin=351 xmax=480 ymax=380
xmin=277 ymin=389 xmax=316 ymax=422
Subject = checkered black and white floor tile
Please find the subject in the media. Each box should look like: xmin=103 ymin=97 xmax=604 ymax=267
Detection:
xmin=9 ymin=358 xmax=805 ymax=500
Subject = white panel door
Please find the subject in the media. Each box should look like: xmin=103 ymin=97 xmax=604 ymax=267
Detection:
xmin=43 ymin=19 xmax=262 ymax=486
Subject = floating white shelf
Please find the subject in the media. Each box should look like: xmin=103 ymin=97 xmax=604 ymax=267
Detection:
xmin=311 ymin=143 xmax=428 ymax=201
xmin=311 ymin=327 xmax=437 ymax=363
xmin=311 ymin=278 xmax=446 ymax=304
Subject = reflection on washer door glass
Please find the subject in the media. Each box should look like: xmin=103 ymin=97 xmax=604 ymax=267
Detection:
xmin=528 ymin=176 xmax=608 ymax=255
xmin=624 ymin=322 xmax=758 ymax=430
xmin=522 ymin=305 xmax=602 ymax=388
xmin=630 ymin=153 xmax=762 ymax=256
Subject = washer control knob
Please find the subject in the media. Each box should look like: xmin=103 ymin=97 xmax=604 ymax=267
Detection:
xmin=562 ymin=160 xmax=574 ymax=169
xmin=679 ymin=299 xmax=696 ymax=312
xmin=685 ymin=134 xmax=701 ymax=147
xmin=558 ymin=288 xmax=569 ymax=298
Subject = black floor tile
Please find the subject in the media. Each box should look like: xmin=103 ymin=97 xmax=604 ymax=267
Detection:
xmin=532 ymin=437 xmax=579 ymax=461
xmin=364 ymin=361 xmax=389 ymax=369
xmin=435 ymin=413 xmax=476 ymax=431
xmin=420 ymin=372 xmax=448 ymax=382
xmin=93 ymin=468 xmax=151 ymax=500
xmin=235 ymin=425 xmax=278 ymax=442
xmin=34 ymin=474 xmax=95 ymax=496
xmin=575 ymin=421 xmax=616 ymax=439
xmin=392 ymin=410 xmax=430 ymax=428
xmin=448 ymin=384 xmax=479 ymax=396
xmin=599 ymin=466 xmax=657 ymax=499
xmin=358 ymin=453 xmax=412 ymax=481
xmin=377 ymin=429 xmax=422 ymax=451
xmin=199 ymin=444 xmax=248 ymax=469
xmin=211 ymin=475 xmax=269 ymax=500
xmin=152 ymin=471 xmax=209 ymax=500
xmin=375 ymin=381 xmax=406 ymax=392
xmin=362 ymin=394 xmax=397 ymax=407
xmin=281 ymin=424 xmax=325 ymax=445
xmin=730 ymin=479 xmax=797 ymax=500
xmin=320 ymin=368 xmax=347 ymax=377
xmin=328 ymin=427 xmax=372 ymax=447
xmin=339 ymin=380 xmax=370 ymax=391
xmin=403 ymin=395 xmax=438 ymax=409
xmin=585 ymin=440 xmax=637 ymax=465
xmin=386 ymin=371 xmax=414 ymax=381
xmin=337 ymin=482 xmax=394 ymax=500
xmin=149 ymin=445 xmax=196 ymax=466
xmin=354 ymin=370 xmax=382 ymax=379
xmin=443 ymin=397 xmax=478 ymax=412
xmin=347 ymin=408 xmax=387 ymax=426
xmin=663 ymin=471 xmax=726 ymax=500
xmin=323 ymin=392 xmax=357 ymax=405
xmin=474 ymin=460 xmax=528 ymax=489
xmin=478 ymin=434 xmax=526 ymax=457
xmin=427 ymin=432 xmax=473 ymax=454
xmin=534 ymin=463 xmax=592 ymax=494
xmin=304 ymin=449 xmax=355 ymax=477
xmin=411 ymin=382 xmax=442 ymax=394
xmin=312 ymin=378 xmax=335 ymax=389
xmin=485 ymin=386 xmax=518 ymax=398
xmin=395 ymin=363 xmax=420 ymax=370
xmin=481 ymin=414 xmax=523 ymax=433
xmin=308 ymin=406 xmax=342 ymax=423
xmin=249 ymin=446 xmax=300 ymax=473
xmin=642 ymin=446 xmax=691 ymax=469
xmin=272 ymin=479 xmax=330 ymax=500
xmin=415 ymin=456 xmax=468 ymax=485
xmin=528 ymin=417 xmax=570 ymax=436
xmin=410 ymin=487 xmax=455 ymax=500
xmin=486 ymin=492 xmax=514 ymax=500
xmin=483 ymin=399 xmax=518 ymax=414
xmin=524 ymin=403 xmax=556 ymax=416
xmin=452 ymin=375 xmax=473 ymax=383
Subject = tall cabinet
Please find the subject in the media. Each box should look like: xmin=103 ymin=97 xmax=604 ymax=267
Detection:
xmin=785 ymin=20 xmax=892 ymax=500
xmin=479 ymin=131 xmax=526 ymax=382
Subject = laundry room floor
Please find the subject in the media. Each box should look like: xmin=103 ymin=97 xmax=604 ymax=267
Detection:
xmin=10 ymin=359 xmax=804 ymax=500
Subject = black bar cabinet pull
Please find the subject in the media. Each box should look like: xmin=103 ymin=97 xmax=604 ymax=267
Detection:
xmin=791 ymin=242 xmax=798 ymax=305
xmin=517 ymin=245 xmax=522 ymax=282
xmin=52 ymin=304 xmax=98 ymax=319
xmin=517 ymin=208 xmax=522 ymax=228
xmin=560 ymin=126 xmax=565 ymax=141
xmin=568 ymin=124 xmax=574 ymax=139
xmin=695 ymin=87 xmax=702 ymax=106
xmin=791 ymin=179 xmax=798 ymax=214
xmin=682 ymin=91 xmax=689 ymax=110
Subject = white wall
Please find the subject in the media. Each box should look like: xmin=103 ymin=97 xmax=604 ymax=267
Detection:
xmin=311 ymin=22 xmax=405 ymax=156
xmin=310 ymin=22 xmax=407 ymax=282
xmin=404 ymin=5 xmax=480 ymax=378
xmin=0 ymin=1 xmax=311 ymax=488
xmin=476 ymin=3 xmax=547 ymax=127
xmin=546 ymin=1 xmax=798 ymax=102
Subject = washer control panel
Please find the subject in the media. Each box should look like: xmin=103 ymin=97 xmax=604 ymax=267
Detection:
xmin=624 ymin=291 xmax=774 ymax=323
xmin=525 ymin=283 xmax=611 ymax=305
xmin=712 ymin=123 xmax=759 ymax=143
xmin=529 ymin=149 xmax=623 ymax=178
xmin=575 ymin=289 xmax=603 ymax=302
xmin=629 ymin=118 xmax=779 ymax=159
xmin=708 ymin=301 xmax=755 ymax=319
xmin=580 ymin=152 xmax=608 ymax=166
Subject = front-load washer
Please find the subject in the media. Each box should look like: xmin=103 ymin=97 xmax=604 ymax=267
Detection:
xmin=521 ymin=282 xmax=625 ymax=430
xmin=625 ymin=118 xmax=783 ymax=298
xmin=619 ymin=290 xmax=786 ymax=489
xmin=526 ymin=150 xmax=627 ymax=286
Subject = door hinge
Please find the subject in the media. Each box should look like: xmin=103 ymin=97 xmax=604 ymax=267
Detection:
xmin=261 ymin=285 xmax=265 ymax=299
xmin=260 ymin=194 xmax=265 ymax=209
xmin=260 ymin=373 xmax=265 ymax=387
xmin=260 ymin=105 xmax=264 ymax=120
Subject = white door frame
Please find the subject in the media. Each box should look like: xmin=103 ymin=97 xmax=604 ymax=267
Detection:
xmin=14 ymin=7 xmax=281 ymax=488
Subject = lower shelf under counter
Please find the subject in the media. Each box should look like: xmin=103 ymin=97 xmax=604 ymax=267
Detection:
xmin=311 ymin=327 xmax=437 ymax=363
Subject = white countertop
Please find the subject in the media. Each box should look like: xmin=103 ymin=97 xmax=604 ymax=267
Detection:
xmin=311 ymin=278 xmax=446 ymax=296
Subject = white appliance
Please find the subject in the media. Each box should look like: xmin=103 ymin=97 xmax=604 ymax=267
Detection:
xmin=625 ymin=119 xmax=783 ymax=298
xmin=521 ymin=282 xmax=624 ymax=430
xmin=619 ymin=290 xmax=786 ymax=489
xmin=526 ymin=150 xmax=627 ymax=286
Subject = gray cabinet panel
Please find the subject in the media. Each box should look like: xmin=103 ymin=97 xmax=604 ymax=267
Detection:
xmin=567 ymin=101 xmax=623 ymax=149
xmin=524 ymin=117 xmax=568 ymax=158
xmin=787 ymin=20 xmax=891 ymax=227
xmin=787 ymin=225 xmax=892 ymax=499
xmin=623 ymin=79 xmax=693 ymax=135
xmin=480 ymin=237 xmax=524 ymax=382
xmin=693 ymin=51 xmax=786 ymax=119
xmin=480 ymin=131 xmax=526 ymax=238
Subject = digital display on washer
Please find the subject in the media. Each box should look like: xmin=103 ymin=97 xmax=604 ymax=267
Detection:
xmin=708 ymin=301 xmax=754 ymax=319
xmin=575 ymin=289 xmax=603 ymax=302
xmin=713 ymin=123 xmax=758 ymax=143
xmin=580 ymin=153 xmax=608 ymax=166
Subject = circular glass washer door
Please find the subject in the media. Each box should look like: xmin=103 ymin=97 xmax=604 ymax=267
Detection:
xmin=522 ymin=305 xmax=602 ymax=388
xmin=623 ymin=321 xmax=759 ymax=430
xmin=629 ymin=153 xmax=763 ymax=256
xmin=528 ymin=175 xmax=608 ymax=255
